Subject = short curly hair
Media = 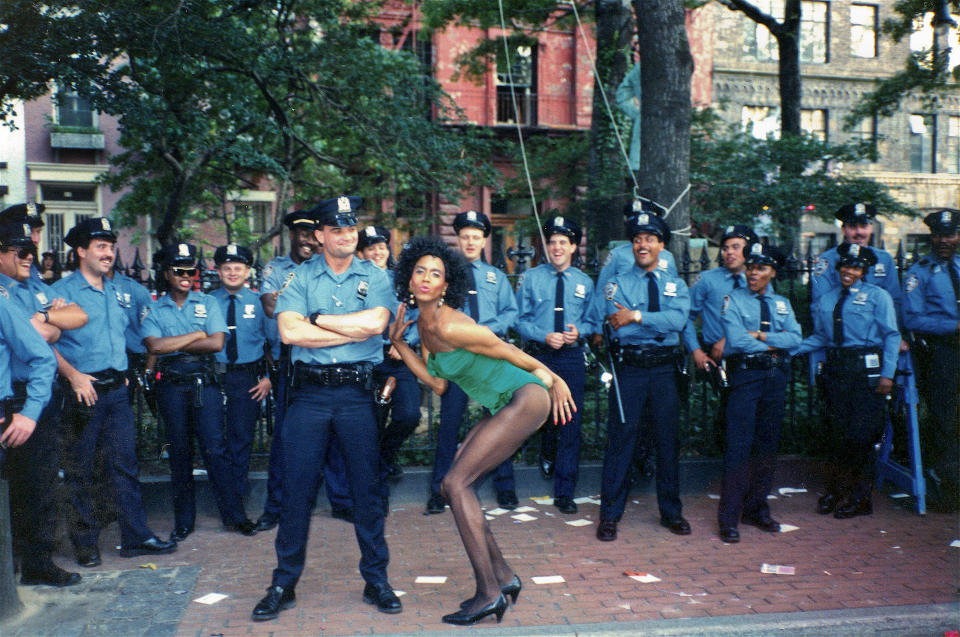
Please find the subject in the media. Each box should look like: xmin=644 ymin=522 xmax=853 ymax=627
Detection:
xmin=394 ymin=235 xmax=469 ymax=310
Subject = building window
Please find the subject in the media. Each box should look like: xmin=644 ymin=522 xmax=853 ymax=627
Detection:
xmin=801 ymin=108 xmax=828 ymax=141
xmin=491 ymin=195 xmax=537 ymax=217
xmin=850 ymin=4 xmax=878 ymax=58
xmin=55 ymin=89 xmax=95 ymax=128
xmin=496 ymin=43 xmax=537 ymax=126
xmin=947 ymin=116 xmax=960 ymax=174
xmin=809 ymin=232 xmax=837 ymax=256
xmin=398 ymin=31 xmax=434 ymax=120
xmin=744 ymin=0 xmax=829 ymax=63
xmin=910 ymin=12 xmax=960 ymax=72
xmin=909 ymin=114 xmax=935 ymax=173
xmin=742 ymin=105 xmax=780 ymax=140
xmin=244 ymin=202 xmax=270 ymax=235
xmin=39 ymin=185 xmax=99 ymax=261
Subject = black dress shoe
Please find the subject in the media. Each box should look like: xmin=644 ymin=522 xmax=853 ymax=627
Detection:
xmin=254 ymin=513 xmax=279 ymax=532
xmin=120 ymin=536 xmax=178 ymax=557
xmin=596 ymin=519 xmax=617 ymax=542
xmin=76 ymin=547 xmax=101 ymax=568
xmin=660 ymin=516 xmax=692 ymax=535
xmin=331 ymin=507 xmax=355 ymax=523
xmin=539 ymin=455 xmax=554 ymax=479
xmin=719 ymin=526 xmax=740 ymax=543
xmin=834 ymin=496 xmax=872 ymax=519
xmin=460 ymin=574 xmax=522 ymax=609
xmin=21 ymin=562 xmax=82 ymax=587
xmin=554 ymin=495 xmax=577 ymax=514
xmin=425 ymin=493 xmax=446 ymax=514
xmin=251 ymin=585 xmax=296 ymax=621
xmin=443 ymin=594 xmax=506 ymax=625
xmin=170 ymin=526 xmax=194 ymax=542
xmin=362 ymin=582 xmax=402 ymax=614
xmin=496 ymin=490 xmax=519 ymax=510
xmin=230 ymin=519 xmax=258 ymax=536
xmin=741 ymin=514 xmax=780 ymax=532
xmin=817 ymin=493 xmax=841 ymax=515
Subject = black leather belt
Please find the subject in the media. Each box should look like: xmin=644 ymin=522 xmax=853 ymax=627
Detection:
xmin=215 ymin=359 xmax=262 ymax=374
xmin=726 ymin=351 xmax=790 ymax=371
xmin=88 ymin=368 xmax=126 ymax=393
xmin=293 ymin=362 xmax=372 ymax=388
xmin=523 ymin=342 xmax=580 ymax=357
xmin=614 ymin=345 xmax=677 ymax=368
xmin=825 ymin=347 xmax=881 ymax=364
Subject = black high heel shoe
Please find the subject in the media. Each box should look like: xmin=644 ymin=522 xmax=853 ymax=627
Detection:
xmin=459 ymin=575 xmax=522 ymax=609
xmin=443 ymin=594 xmax=507 ymax=625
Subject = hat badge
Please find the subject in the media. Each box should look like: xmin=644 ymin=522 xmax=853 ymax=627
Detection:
xmin=365 ymin=226 xmax=376 ymax=237
xmin=943 ymin=210 xmax=952 ymax=223
xmin=466 ymin=210 xmax=477 ymax=222
xmin=227 ymin=244 xmax=238 ymax=255
xmin=638 ymin=213 xmax=649 ymax=225
xmin=850 ymin=244 xmax=860 ymax=256
xmin=178 ymin=244 xmax=190 ymax=257
xmin=337 ymin=196 xmax=351 ymax=213
xmin=100 ymin=218 xmax=111 ymax=231
xmin=26 ymin=203 xmax=37 ymax=216
xmin=726 ymin=225 xmax=735 ymax=234
xmin=22 ymin=223 xmax=30 ymax=235
xmin=555 ymin=216 xmax=565 ymax=227
xmin=854 ymin=203 xmax=866 ymax=215
xmin=751 ymin=243 xmax=763 ymax=255
xmin=632 ymin=199 xmax=643 ymax=213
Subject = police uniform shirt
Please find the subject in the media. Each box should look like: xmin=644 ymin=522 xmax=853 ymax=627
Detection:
xmin=799 ymin=283 xmax=900 ymax=379
xmin=261 ymin=256 xmax=308 ymax=295
xmin=112 ymin=271 xmax=155 ymax=354
xmin=466 ymin=260 xmax=518 ymax=336
xmin=812 ymin=244 xmax=901 ymax=316
xmin=210 ymin=286 xmax=269 ymax=365
xmin=140 ymin=291 xmax=228 ymax=362
xmin=0 ymin=271 xmax=42 ymax=316
xmin=591 ymin=266 xmax=689 ymax=347
xmin=902 ymin=253 xmax=960 ymax=335
xmin=385 ymin=269 xmax=419 ymax=347
xmin=721 ymin=286 xmax=802 ymax=356
xmin=274 ymin=255 xmax=394 ymax=366
xmin=50 ymin=272 xmax=129 ymax=373
xmin=682 ymin=266 xmax=746 ymax=353
xmin=515 ymin=263 xmax=597 ymax=344
xmin=0 ymin=294 xmax=56 ymax=421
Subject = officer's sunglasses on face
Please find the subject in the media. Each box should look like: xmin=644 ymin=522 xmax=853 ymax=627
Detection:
xmin=1 ymin=245 xmax=37 ymax=260
xmin=169 ymin=267 xmax=198 ymax=277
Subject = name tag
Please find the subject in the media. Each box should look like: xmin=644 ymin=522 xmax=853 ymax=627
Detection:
xmin=36 ymin=292 xmax=49 ymax=306
xmin=853 ymin=292 xmax=868 ymax=305
xmin=864 ymin=354 xmax=880 ymax=369
xmin=574 ymin=284 xmax=586 ymax=299
xmin=195 ymin=303 xmax=208 ymax=318
xmin=775 ymin=300 xmax=788 ymax=315
xmin=664 ymin=281 xmax=677 ymax=297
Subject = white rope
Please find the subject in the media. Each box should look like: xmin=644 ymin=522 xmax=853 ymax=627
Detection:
xmin=661 ymin=183 xmax=691 ymax=220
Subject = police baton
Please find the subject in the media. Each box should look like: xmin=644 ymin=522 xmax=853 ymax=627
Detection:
xmin=602 ymin=323 xmax=627 ymax=425
xmin=375 ymin=376 xmax=397 ymax=437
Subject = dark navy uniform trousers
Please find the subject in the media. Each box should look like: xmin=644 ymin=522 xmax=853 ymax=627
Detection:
xmin=262 ymin=364 xmax=288 ymax=518
xmin=374 ymin=358 xmax=422 ymax=473
xmin=222 ymin=366 xmax=263 ymax=485
xmin=535 ymin=347 xmax=585 ymax=498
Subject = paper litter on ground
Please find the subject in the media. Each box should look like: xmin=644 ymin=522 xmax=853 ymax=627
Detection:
xmin=531 ymin=496 xmax=553 ymax=504
xmin=414 ymin=576 xmax=448 ymax=584
xmin=194 ymin=593 xmax=228 ymax=605
xmin=779 ymin=524 xmax=799 ymax=533
xmin=950 ymin=540 xmax=960 ymax=548
xmin=565 ymin=519 xmax=593 ymax=527
xmin=778 ymin=487 xmax=807 ymax=495
xmin=573 ymin=496 xmax=600 ymax=505
xmin=394 ymin=590 xmax=406 ymax=597
xmin=513 ymin=506 xmax=537 ymax=513
xmin=511 ymin=513 xmax=537 ymax=522
xmin=485 ymin=515 xmax=496 ymax=521
xmin=624 ymin=571 xmax=661 ymax=583
xmin=761 ymin=563 xmax=795 ymax=575
xmin=486 ymin=508 xmax=510 ymax=516
xmin=532 ymin=575 xmax=565 ymax=584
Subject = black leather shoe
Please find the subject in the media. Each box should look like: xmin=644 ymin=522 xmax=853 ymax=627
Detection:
xmin=817 ymin=493 xmax=840 ymax=515
xmin=170 ymin=526 xmax=194 ymax=542
xmin=443 ymin=594 xmax=506 ymax=625
xmin=834 ymin=496 xmax=872 ymax=519
xmin=254 ymin=513 xmax=279 ymax=532
xmin=120 ymin=536 xmax=177 ymax=557
xmin=496 ymin=490 xmax=519 ymax=510
xmin=719 ymin=526 xmax=740 ymax=543
xmin=660 ymin=516 xmax=692 ymax=535
xmin=21 ymin=562 xmax=82 ymax=587
xmin=230 ymin=519 xmax=258 ymax=536
xmin=76 ymin=547 xmax=101 ymax=568
xmin=741 ymin=514 xmax=780 ymax=532
xmin=362 ymin=582 xmax=402 ymax=614
xmin=251 ymin=585 xmax=296 ymax=621
xmin=331 ymin=507 xmax=355 ymax=523
xmin=425 ymin=493 xmax=446 ymax=514
xmin=554 ymin=496 xmax=577 ymax=514
xmin=539 ymin=455 xmax=554 ymax=479
xmin=596 ymin=519 xmax=617 ymax=542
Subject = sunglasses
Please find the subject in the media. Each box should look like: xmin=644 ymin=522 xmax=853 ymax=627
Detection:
xmin=1 ymin=245 xmax=36 ymax=259
xmin=170 ymin=267 xmax=198 ymax=277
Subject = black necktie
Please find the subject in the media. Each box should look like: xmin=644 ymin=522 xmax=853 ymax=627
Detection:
xmin=757 ymin=293 xmax=771 ymax=332
xmin=226 ymin=295 xmax=238 ymax=363
xmin=554 ymin=271 xmax=565 ymax=333
xmin=733 ymin=274 xmax=742 ymax=289
xmin=948 ymin=261 xmax=960 ymax=313
xmin=467 ymin=265 xmax=479 ymax=320
xmin=646 ymin=272 xmax=660 ymax=312
xmin=833 ymin=288 xmax=850 ymax=346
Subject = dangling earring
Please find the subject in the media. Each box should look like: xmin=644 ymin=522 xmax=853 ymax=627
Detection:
xmin=408 ymin=291 xmax=417 ymax=308
xmin=438 ymin=294 xmax=445 ymax=307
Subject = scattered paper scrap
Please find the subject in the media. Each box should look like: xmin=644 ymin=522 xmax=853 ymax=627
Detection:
xmin=485 ymin=515 xmax=496 ymax=521
xmin=573 ymin=496 xmax=600 ymax=505
xmin=531 ymin=496 xmax=553 ymax=504
xmin=532 ymin=575 xmax=565 ymax=584
xmin=707 ymin=494 xmax=720 ymax=500
xmin=486 ymin=508 xmax=510 ymax=516
xmin=194 ymin=593 xmax=228 ymax=605
xmin=779 ymin=524 xmax=799 ymax=533
xmin=565 ymin=519 xmax=593 ymax=527
xmin=511 ymin=513 xmax=537 ymax=522
xmin=624 ymin=571 xmax=661 ymax=583
xmin=880 ymin=530 xmax=887 ymax=534
xmin=139 ymin=563 xmax=157 ymax=570
xmin=394 ymin=590 xmax=406 ymax=597
xmin=891 ymin=546 xmax=901 ymax=549
xmin=949 ymin=540 xmax=960 ymax=548
xmin=767 ymin=495 xmax=778 ymax=499
xmin=761 ymin=563 xmax=795 ymax=575
xmin=414 ymin=576 xmax=448 ymax=584
xmin=778 ymin=487 xmax=807 ymax=495
xmin=618 ymin=603 xmax=631 ymax=610
xmin=513 ymin=506 xmax=537 ymax=513
xmin=890 ymin=492 xmax=909 ymax=499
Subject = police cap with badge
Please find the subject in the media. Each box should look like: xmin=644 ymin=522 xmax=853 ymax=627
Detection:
xmin=721 ymin=224 xmax=759 ymax=246
xmin=213 ymin=243 xmax=253 ymax=266
xmin=357 ymin=225 xmax=390 ymax=251
xmin=157 ymin=243 xmax=199 ymax=268
xmin=543 ymin=216 xmax=582 ymax=245
xmin=452 ymin=210 xmax=491 ymax=237
xmin=835 ymin=242 xmax=878 ymax=270
xmin=744 ymin=242 xmax=785 ymax=270
xmin=64 ymin=217 xmax=118 ymax=248
xmin=312 ymin=195 xmax=362 ymax=227
xmin=0 ymin=221 xmax=35 ymax=251
xmin=835 ymin=202 xmax=876 ymax=226
xmin=283 ymin=209 xmax=317 ymax=230
xmin=622 ymin=196 xmax=666 ymax=218
xmin=923 ymin=208 xmax=960 ymax=236
xmin=0 ymin=202 xmax=45 ymax=228
xmin=625 ymin=212 xmax=671 ymax=244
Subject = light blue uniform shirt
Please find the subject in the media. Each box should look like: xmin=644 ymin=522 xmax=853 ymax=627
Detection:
xmin=515 ymin=263 xmax=596 ymax=344
xmin=591 ymin=265 xmax=689 ymax=347
xmin=812 ymin=244 xmax=902 ymax=320
xmin=261 ymin=255 xmax=311 ymax=354
xmin=275 ymin=256 xmax=394 ymax=366
xmin=384 ymin=269 xmax=418 ymax=347
xmin=210 ymin=286 xmax=270 ymax=365
xmin=111 ymin=271 xmax=154 ymax=354
xmin=798 ymin=282 xmax=900 ymax=379
xmin=141 ymin=291 xmax=228 ymax=363
xmin=682 ymin=266 xmax=746 ymax=353
xmin=902 ymin=254 xmax=960 ymax=335
xmin=465 ymin=260 xmax=517 ymax=337
xmin=591 ymin=244 xmax=677 ymax=328
xmin=0 ymin=293 xmax=56 ymax=421
xmin=50 ymin=272 xmax=129 ymax=373
xmin=721 ymin=286 xmax=802 ymax=356
xmin=0 ymin=272 xmax=54 ymax=382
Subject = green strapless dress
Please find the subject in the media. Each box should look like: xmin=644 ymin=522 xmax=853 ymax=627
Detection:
xmin=427 ymin=348 xmax=547 ymax=414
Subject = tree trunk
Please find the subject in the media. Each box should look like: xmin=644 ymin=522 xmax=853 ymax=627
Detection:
xmin=0 ymin=481 xmax=23 ymax=621
xmin=777 ymin=0 xmax=802 ymax=137
xmin=635 ymin=0 xmax=693 ymax=256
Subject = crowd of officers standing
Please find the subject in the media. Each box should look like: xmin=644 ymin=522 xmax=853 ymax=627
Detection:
xmin=0 ymin=197 xmax=956 ymax=618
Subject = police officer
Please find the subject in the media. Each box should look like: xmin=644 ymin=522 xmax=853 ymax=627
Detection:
xmin=254 ymin=209 xmax=320 ymax=532
xmin=0 ymin=202 xmax=46 ymax=286
xmin=106 ymin=263 xmax=155 ymax=395
xmin=717 ymin=243 xmax=801 ymax=543
xmin=210 ymin=244 xmax=273 ymax=488
xmin=592 ymin=213 xmax=690 ymax=541
xmin=903 ymin=208 xmax=960 ymax=511
xmin=798 ymin=243 xmax=899 ymax=518
xmin=142 ymin=243 xmax=255 ymax=541
xmin=426 ymin=210 xmax=519 ymax=514
xmin=516 ymin=216 xmax=595 ymax=513
xmin=52 ymin=218 xmax=176 ymax=566
xmin=252 ymin=195 xmax=401 ymax=620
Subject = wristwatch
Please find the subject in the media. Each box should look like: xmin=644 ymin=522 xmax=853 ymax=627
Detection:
xmin=308 ymin=311 xmax=321 ymax=325
xmin=633 ymin=310 xmax=642 ymax=324
xmin=38 ymin=309 xmax=49 ymax=323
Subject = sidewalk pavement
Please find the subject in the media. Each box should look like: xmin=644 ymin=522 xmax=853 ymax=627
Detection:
xmin=2 ymin=458 xmax=958 ymax=636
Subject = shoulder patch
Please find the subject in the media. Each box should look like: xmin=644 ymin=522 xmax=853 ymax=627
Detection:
xmin=721 ymin=294 xmax=730 ymax=315
xmin=604 ymin=282 xmax=617 ymax=301
xmin=279 ymin=272 xmax=296 ymax=295
xmin=0 ymin=285 xmax=8 ymax=299
xmin=140 ymin=307 xmax=151 ymax=323
xmin=262 ymin=264 xmax=274 ymax=279
xmin=691 ymin=272 xmax=702 ymax=286
xmin=814 ymin=257 xmax=829 ymax=277
xmin=904 ymin=273 xmax=919 ymax=293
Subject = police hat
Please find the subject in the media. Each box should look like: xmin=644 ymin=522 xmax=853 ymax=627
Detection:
xmin=623 ymin=196 xmax=667 ymax=218
xmin=543 ymin=216 xmax=582 ymax=245
xmin=311 ymin=195 xmax=362 ymax=227
xmin=0 ymin=202 xmax=45 ymax=228
xmin=923 ymin=208 xmax=960 ymax=235
xmin=835 ymin=202 xmax=876 ymax=225
xmin=0 ymin=222 xmax=35 ymax=248
xmin=357 ymin=225 xmax=390 ymax=251
xmin=213 ymin=243 xmax=253 ymax=266
xmin=283 ymin=209 xmax=316 ymax=230
xmin=625 ymin=213 xmax=671 ymax=244
xmin=744 ymin=242 xmax=785 ymax=270
xmin=452 ymin=210 xmax=491 ymax=237
xmin=157 ymin=243 xmax=198 ymax=268
xmin=835 ymin=242 xmax=878 ymax=270
xmin=721 ymin=224 xmax=759 ymax=245
xmin=64 ymin=217 xmax=117 ymax=248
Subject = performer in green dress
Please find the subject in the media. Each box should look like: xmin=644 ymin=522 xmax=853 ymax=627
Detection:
xmin=389 ymin=236 xmax=574 ymax=626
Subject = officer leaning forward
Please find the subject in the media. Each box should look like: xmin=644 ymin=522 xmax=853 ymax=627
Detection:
xmin=515 ymin=216 xmax=596 ymax=514
xmin=717 ymin=243 xmax=801 ymax=544
xmin=252 ymin=195 xmax=401 ymax=621
xmin=593 ymin=213 xmax=691 ymax=542
xmin=210 ymin=244 xmax=273 ymax=493
xmin=52 ymin=218 xmax=177 ymax=567
xmin=798 ymin=243 xmax=899 ymax=519
xmin=903 ymin=209 xmax=960 ymax=511
xmin=142 ymin=243 xmax=256 ymax=542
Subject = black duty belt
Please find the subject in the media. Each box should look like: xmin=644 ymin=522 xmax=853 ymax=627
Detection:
xmin=158 ymin=370 xmax=216 ymax=385
xmin=88 ymin=368 xmax=127 ymax=393
xmin=523 ymin=342 xmax=580 ymax=357
xmin=215 ymin=359 xmax=262 ymax=375
xmin=614 ymin=345 xmax=677 ymax=369
xmin=293 ymin=362 xmax=372 ymax=388
xmin=825 ymin=347 xmax=881 ymax=365
xmin=725 ymin=350 xmax=790 ymax=371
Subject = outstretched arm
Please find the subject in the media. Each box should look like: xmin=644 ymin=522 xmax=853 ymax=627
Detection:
xmin=388 ymin=304 xmax=447 ymax=395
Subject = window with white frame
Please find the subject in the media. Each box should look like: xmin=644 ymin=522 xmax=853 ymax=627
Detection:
xmin=55 ymin=88 xmax=95 ymax=128
xmin=744 ymin=0 xmax=830 ymax=63
xmin=850 ymin=4 xmax=878 ymax=58
xmin=947 ymin=115 xmax=960 ymax=174
xmin=801 ymin=108 xmax=828 ymax=141
xmin=742 ymin=105 xmax=780 ymax=140
xmin=909 ymin=114 xmax=935 ymax=173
